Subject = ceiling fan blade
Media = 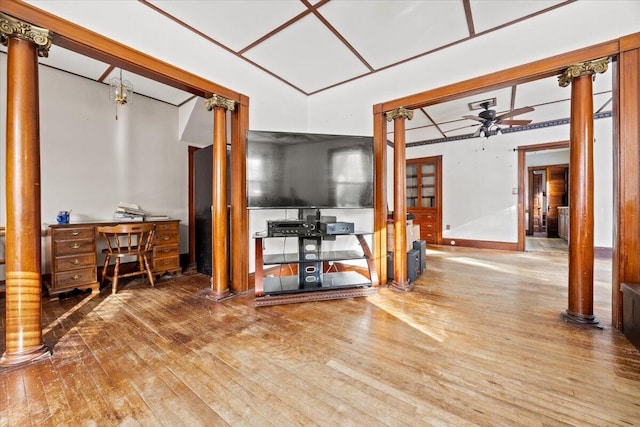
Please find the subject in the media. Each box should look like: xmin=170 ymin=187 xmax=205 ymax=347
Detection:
xmin=462 ymin=115 xmax=484 ymax=122
xmin=497 ymin=119 xmax=532 ymax=126
xmin=495 ymin=106 xmax=534 ymax=120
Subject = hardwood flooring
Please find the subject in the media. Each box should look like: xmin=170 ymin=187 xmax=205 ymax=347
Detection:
xmin=1 ymin=246 xmax=639 ymax=426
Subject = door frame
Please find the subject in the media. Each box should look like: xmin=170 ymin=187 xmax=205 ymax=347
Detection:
xmin=527 ymin=167 xmax=546 ymax=236
xmin=517 ymin=141 xmax=569 ymax=250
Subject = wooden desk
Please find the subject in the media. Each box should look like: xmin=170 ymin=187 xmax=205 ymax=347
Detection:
xmin=46 ymin=219 xmax=181 ymax=297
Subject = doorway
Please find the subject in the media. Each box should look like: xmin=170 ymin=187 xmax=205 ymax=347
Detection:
xmin=527 ymin=164 xmax=568 ymax=238
xmin=517 ymin=141 xmax=570 ymax=252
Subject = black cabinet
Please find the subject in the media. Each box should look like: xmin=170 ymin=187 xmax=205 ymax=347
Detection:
xmin=194 ymin=145 xmax=230 ymax=276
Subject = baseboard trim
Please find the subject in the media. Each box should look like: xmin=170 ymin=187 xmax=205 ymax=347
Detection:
xmin=441 ymin=238 xmax=519 ymax=251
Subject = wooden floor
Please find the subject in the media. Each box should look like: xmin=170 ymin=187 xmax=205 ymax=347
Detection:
xmin=525 ymin=236 xmax=569 ymax=253
xmin=1 ymin=245 xmax=639 ymax=426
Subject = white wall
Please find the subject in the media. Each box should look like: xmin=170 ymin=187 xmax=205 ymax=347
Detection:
xmin=0 ymin=61 xmax=192 ymax=273
xmin=401 ymin=118 xmax=613 ymax=248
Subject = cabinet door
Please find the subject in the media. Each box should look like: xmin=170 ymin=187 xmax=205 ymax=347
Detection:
xmin=406 ymin=164 xmax=418 ymax=207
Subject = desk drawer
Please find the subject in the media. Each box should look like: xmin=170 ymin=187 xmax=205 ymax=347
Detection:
xmin=155 ymin=221 xmax=179 ymax=233
xmin=155 ymin=231 xmax=178 ymax=246
xmin=55 ymin=253 xmax=96 ymax=271
xmin=54 ymin=239 xmax=95 ymax=256
xmin=154 ymin=245 xmax=179 ymax=258
xmin=55 ymin=267 xmax=96 ymax=288
xmin=153 ymin=255 xmax=180 ymax=271
xmin=52 ymin=227 xmax=95 ymax=241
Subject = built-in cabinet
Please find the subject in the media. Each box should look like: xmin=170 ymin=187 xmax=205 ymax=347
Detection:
xmin=558 ymin=206 xmax=569 ymax=241
xmin=407 ymin=156 xmax=442 ymax=244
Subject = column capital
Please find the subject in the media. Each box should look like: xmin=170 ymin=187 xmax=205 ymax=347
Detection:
xmin=385 ymin=107 xmax=413 ymax=122
xmin=558 ymin=57 xmax=609 ymax=87
xmin=205 ymin=94 xmax=236 ymax=112
xmin=0 ymin=12 xmax=52 ymax=57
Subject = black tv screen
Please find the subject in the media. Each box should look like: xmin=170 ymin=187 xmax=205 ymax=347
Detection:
xmin=246 ymin=130 xmax=374 ymax=209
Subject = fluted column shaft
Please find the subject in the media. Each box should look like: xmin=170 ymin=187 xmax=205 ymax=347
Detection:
xmin=205 ymin=95 xmax=235 ymax=300
xmin=559 ymin=58 xmax=608 ymax=325
xmin=1 ymin=33 xmax=50 ymax=366
xmin=386 ymin=107 xmax=413 ymax=291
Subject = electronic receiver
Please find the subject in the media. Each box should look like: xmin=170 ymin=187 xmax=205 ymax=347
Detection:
xmin=320 ymin=221 xmax=355 ymax=235
xmin=267 ymin=220 xmax=317 ymax=237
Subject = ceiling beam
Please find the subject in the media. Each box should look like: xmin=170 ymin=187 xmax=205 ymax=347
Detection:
xmin=0 ymin=0 xmax=242 ymax=101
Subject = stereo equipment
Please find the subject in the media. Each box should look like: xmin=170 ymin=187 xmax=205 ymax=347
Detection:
xmin=267 ymin=220 xmax=316 ymax=237
xmin=387 ymin=250 xmax=420 ymax=283
xmin=299 ymin=237 xmax=322 ymax=289
xmin=320 ymin=221 xmax=355 ymax=235
xmin=412 ymin=240 xmax=426 ymax=274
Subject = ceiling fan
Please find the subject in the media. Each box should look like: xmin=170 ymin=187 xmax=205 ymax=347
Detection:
xmin=462 ymin=101 xmax=534 ymax=138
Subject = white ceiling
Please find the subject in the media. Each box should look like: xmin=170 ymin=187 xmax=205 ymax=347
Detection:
xmin=1 ymin=0 xmax=613 ymax=145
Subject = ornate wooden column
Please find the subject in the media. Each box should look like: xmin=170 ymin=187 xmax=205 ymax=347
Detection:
xmin=205 ymin=95 xmax=235 ymax=301
xmin=0 ymin=13 xmax=52 ymax=367
xmin=558 ymin=57 xmax=608 ymax=325
xmin=373 ymin=105 xmax=387 ymax=284
xmin=386 ymin=107 xmax=413 ymax=291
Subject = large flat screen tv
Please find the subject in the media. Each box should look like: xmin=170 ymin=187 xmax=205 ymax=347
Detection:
xmin=246 ymin=130 xmax=374 ymax=209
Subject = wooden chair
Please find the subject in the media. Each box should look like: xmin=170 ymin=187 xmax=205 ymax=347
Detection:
xmin=97 ymin=223 xmax=156 ymax=294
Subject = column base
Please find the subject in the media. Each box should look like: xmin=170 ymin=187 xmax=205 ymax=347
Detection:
xmin=389 ymin=280 xmax=413 ymax=292
xmin=562 ymin=309 xmax=599 ymax=326
xmin=0 ymin=344 xmax=51 ymax=369
xmin=206 ymin=288 xmax=235 ymax=302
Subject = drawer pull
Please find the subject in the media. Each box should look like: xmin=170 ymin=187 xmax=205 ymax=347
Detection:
xmin=162 ymin=236 xmax=170 ymax=241
xmin=71 ymin=243 xmax=81 ymax=249
xmin=72 ymin=274 xmax=80 ymax=280
xmin=72 ymin=259 xmax=80 ymax=265
xmin=71 ymin=231 xmax=80 ymax=236
xmin=162 ymin=248 xmax=170 ymax=253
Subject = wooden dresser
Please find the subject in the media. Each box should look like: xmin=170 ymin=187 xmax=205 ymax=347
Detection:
xmin=47 ymin=219 xmax=181 ymax=297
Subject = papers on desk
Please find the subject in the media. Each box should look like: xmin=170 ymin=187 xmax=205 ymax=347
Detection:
xmin=114 ymin=202 xmax=145 ymax=221
xmin=113 ymin=202 xmax=170 ymax=222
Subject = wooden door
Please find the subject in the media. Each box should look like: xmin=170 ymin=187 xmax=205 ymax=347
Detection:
xmin=532 ymin=173 xmax=544 ymax=233
xmin=406 ymin=156 xmax=442 ymax=244
xmin=546 ymin=165 xmax=568 ymax=238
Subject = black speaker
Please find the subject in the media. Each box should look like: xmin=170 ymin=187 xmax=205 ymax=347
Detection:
xmin=299 ymin=237 xmax=322 ymax=288
xmin=387 ymin=250 xmax=421 ymax=283
xmin=407 ymin=249 xmax=420 ymax=283
xmin=412 ymin=240 xmax=426 ymax=273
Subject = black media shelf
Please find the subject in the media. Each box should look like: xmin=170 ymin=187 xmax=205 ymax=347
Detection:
xmin=263 ymin=271 xmax=372 ymax=295
xmin=263 ymin=250 xmax=365 ymax=265
xmin=254 ymin=232 xmax=378 ymax=306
